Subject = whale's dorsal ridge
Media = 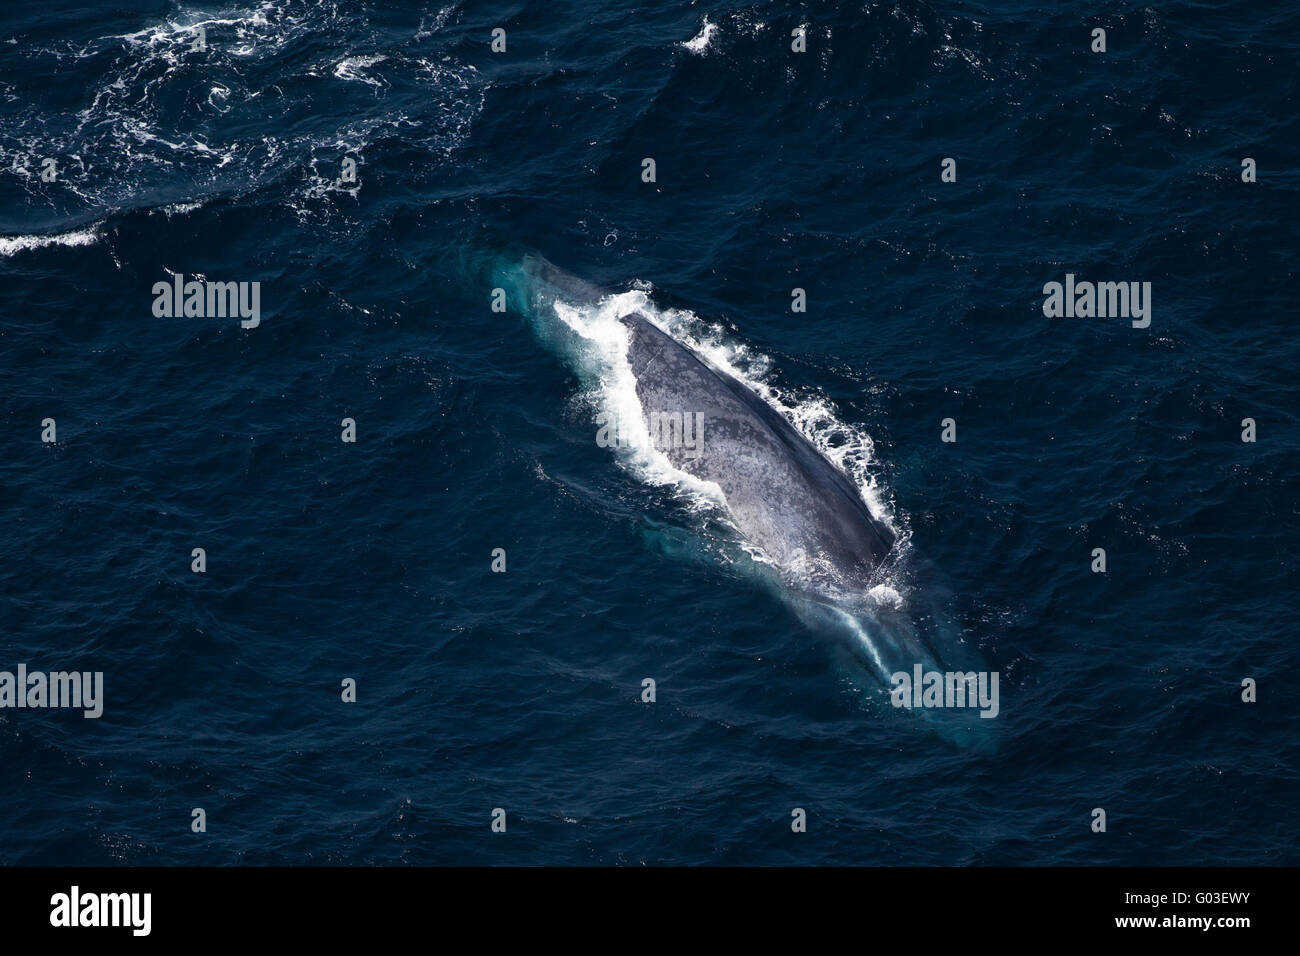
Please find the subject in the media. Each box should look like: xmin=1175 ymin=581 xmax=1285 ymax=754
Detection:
xmin=618 ymin=308 xmax=895 ymax=583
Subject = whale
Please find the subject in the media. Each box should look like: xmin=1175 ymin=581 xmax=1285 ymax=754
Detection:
xmin=484 ymin=252 xmax=997 ymax=748
xmin=501 ymin=253 xmax=894 ymax=589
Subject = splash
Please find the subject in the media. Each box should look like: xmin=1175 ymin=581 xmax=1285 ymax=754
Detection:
xmin=682 ymin=17 xmax=719 ymax=55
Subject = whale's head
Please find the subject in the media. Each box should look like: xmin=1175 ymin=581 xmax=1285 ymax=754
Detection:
xmin=494 ymin=254 xmax=606 ymax=319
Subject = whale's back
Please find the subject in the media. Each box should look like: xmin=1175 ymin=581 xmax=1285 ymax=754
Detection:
xmin=619 ymin=311 xmax=895 ymax=586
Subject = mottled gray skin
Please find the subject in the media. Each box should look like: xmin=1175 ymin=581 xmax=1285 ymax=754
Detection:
xmin=619 ymin=311 xmax=895 ymax=588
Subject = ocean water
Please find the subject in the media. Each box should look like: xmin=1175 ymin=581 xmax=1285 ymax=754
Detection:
xmin=0 ymin=0 xmax=1296 ymax=865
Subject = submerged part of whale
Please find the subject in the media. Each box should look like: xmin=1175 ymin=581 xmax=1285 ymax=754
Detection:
xmin=618 ymin=310 xmax=895 ymax=589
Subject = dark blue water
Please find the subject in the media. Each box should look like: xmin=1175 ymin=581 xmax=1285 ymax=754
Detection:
xmin=1 ymin=0 xmax=1296 ymax=865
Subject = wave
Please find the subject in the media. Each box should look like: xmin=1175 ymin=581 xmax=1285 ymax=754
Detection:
xmin=0 ymin=0 xmax=484 ymax=225
xmin=332 ymin=53 xmax=389 ymax=87
xmin=0 ymin=224 xmax=103 ymax=257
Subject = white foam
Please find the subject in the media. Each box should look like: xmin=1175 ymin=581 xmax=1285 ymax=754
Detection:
xmin=867 ymin=584 xmax=904 ymax=609
xmin=154 ymin=201 xmax=205 ymax=216
xmin=0 ymin=225 xmax=102 ymax=257
xmin=682 ymin=17 xmax=719 ymax=54
xmin=414 ymin=4 xmax=458 ymax=41
xmin=113 ymin=0 xmax=289 ymax=58
xmin=550 ymin=292 xmax=729 ymax=511
xmin=333 ymin=54 xmax=388 ymax=87
xmin=2 ymin=1 xmax=484 ymax=218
